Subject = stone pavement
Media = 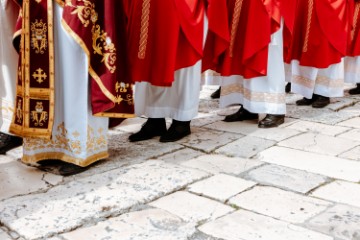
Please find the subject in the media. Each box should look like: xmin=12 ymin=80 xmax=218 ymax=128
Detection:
xmin=1 ymin=86 xmax=360 ymax=240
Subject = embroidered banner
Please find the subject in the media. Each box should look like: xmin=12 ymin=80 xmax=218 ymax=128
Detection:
xmin=10 ymin=0 xmax=55 ymax=139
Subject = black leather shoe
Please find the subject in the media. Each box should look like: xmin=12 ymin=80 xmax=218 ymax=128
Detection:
xmin=312 ymin=95 xmax=330 ymax=108
xmin=223 ymin=107 xmax=258 ymax=122
xmin=0 ymin=132 xmax=23 ymax=154
xmin=295 ymin=94 xmax=318 ymax=106
xmin=210 ymin=87 xmax=221 ymax=99
xmin=258 ymin=114 xmax=285 ymax=128
xmin=37 ymin=160 xmax=88 ymax=176
xmin=349 ymin=84 xmax=360 ymax=95
xmin=160 ymin=120 xmax=191 ymax=142
xmin=285 ymin=83 xmax=291 ymax=93
xmin=129 ymin=118 xmax=167 ymax=142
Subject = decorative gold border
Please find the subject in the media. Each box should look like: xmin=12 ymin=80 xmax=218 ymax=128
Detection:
xmin=292 ymin=74 xmax=343 ymax=89
xmin=10 ymin=0 xmax=55 ymax=139
xmin=229 ymin=0 xmax=244 ymax=57
xmin=221 ymin=84 xmax=286 ymax=104
xmin=351 ymin=3 xmax=360 ymax=41
xmin=138 ymin=0 xmax=151 ymax=59
xmin=22 ymin=151 xmax=109 ymax=167
xmin=302 ymin=0 xmax=314 ymax=53
xmin=61 ymin=20 xmax=133 ymax=119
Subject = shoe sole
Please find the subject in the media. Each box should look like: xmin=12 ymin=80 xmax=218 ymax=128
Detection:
xmin=258 ymin=120 xmax=285 ymax=128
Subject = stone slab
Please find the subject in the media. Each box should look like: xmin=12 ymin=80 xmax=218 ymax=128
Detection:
xmin=0 ymin=155 xmax=63 ymax=200
xmin=62 ymin=208 xmax=196 ymax=240
xmin=257 ymin=146 xmax=360 ymax=182
xmin=278 ymin=133 xmax=359 ymax=156
xmin=181 ymin=154 xmax=264 ymax=175
xmin=338 ymin=117 xmax=360 ymax=128
xmin=205 ymin=121 xmax=301 ymax=141
xmin=286 ymin=104 xmax=360 ymax=125
xmin=156 ymin=148 xmax=203 ymax=164
xmin=198 ymin=210 xmax=333 ymax=240
xmin=177 ymin=127 xmax=241 ymax=153
xmin=188 ymin=174 xmax=256 ymax=202
xmin=229 ymin=186 xmax=331 ymax=223
xmin=215 ymin=136 xmax=276 ymax=158
xmin=111 ymin=117 xmax=147 ymax=133
xmin=285 ymin=120 xmax=350 ymax=136
xmin=245 ymin=164 xmax=328 ymax=193
xmin=307 ymin=204 xmax=360 ymax=240
xmin=311 ymin=181 xmax=360 ymax=208
xmin=339 ymin=146 xmax=360 ymax=161
xmin=149 ymin=191 xmax=234 ymax=222
xmin=191 ymin=112 xmax=224 ymax=127
xmin=0 ymin=161 xmax=208 ymax=240
xmin=337 ymin=128 xmax=360 ymax=141
xmin=0 ymin=229 xmax=12 ymax=240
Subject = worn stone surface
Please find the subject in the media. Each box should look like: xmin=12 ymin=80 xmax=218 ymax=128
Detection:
xmin=338 ymin=117 xmax=360 ymax=128
xmin=198 ymin=210 xmax=333 ymax=240
xmin=205 ymin=120 xmax=301 ymax=141
xmin=149 ymin=191 xmax=234 ymax=222
xmin=306 ymin=204 xmax=360 ymax=240
xmin=177 ymin=127 xmax=241 ymax=153
xmin=229 ymin=186 xmax=331 ymax=223
xmin=311 ymin=181 xmax=360 ymax=208
xmin=245 ymin=164 xmax=328 ymax=193
xmin=339 ymin=146 xmax=360 ymax=161
xmin=191 ymin=112 xmax=224 ymax=127
xmin=0 ymin=155 xmax=63 ymax=200
xmin=0 ymin=161 xmax=208 ymax=240
xmin=337 ymin=128 xmax=360 ymax=141
xmin=286 ymin=104 xmax=360 ymax=125
xmin=187 ymin=174 xmax=256 ymax=202
xmin=181 ymin=154 xmax=264 ymax=175
xmin=285 ymin=120 xmax=351 ymax=136
xmin=215 ymin=136 xmax=276 ymax=158
xmin=1 ymin=88 xmax=360 ymax=240
xmin=62 ymin=208 xmax=196 ymax=240
xmin=257 ymin=146 xmax=360 ymax=182
xmin=155 ymin=148 xmax=203 ymax=164
xmin=0 ymin=229 xmax=12 ymax=240
xmin=278 ymin=132 xmax=359 ymax=156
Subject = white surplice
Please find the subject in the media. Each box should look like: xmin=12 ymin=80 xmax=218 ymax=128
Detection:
xmin=134 ymin=61 xmax=202 ymax=121
xmin=0 ymin=0 xmax=18 ymax=134
xmin=344 ymin=56 xmax=360 ymax=84
xmin=219 ymin=26 xmax=286 ymax=115
xmin=288 ymin=60 xmax=344 ymax=99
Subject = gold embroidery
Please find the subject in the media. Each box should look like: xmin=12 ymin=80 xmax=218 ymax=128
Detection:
xmin=316 ymin=75 xmax=344 ymax=88
xmin=31 ymin=102 xmax=48 ymax=126
xmin=22 ymin=151 xmax=109 ymax=167
xmin=229 ymin=0 xmax=244 ymax=57
xmin=31 ymin=19 xmax=48 ymax=54
xmin=32 ymin=68 xmax=47 ymax=83
xmin=221 ymin=84 xmax=286 ymax=104
xmin=303 ymin=0 xmax=314 ymax=53
xmin=351 ymin=3 xmax=360 ymax=41
xmin=138 ymin=0 xmax=151 ymax=59
xmin=92 ymin=25 xmax=117 ymax=73
xmin=292 ymin=75 xmax=315 ymax=89
xmin=23 ymin=122 xmax=108 ymax=158
xmin=292 ymin=74 xmax=343 ymax=89
xmin=16 ymin=99 xmax=23 ymax=123
xmin=35 ymin=0 xmax=42 ymax=3
xmin=66 ymin=0 xmax=117 ymax=73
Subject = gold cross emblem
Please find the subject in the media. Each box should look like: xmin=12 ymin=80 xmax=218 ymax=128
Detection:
xmin=32 ymin=68 xmax=47 ymax=84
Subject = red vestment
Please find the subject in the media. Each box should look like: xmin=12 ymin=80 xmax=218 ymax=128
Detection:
xmin=127 ymin=0 xmax=205 ymax=87
xmin=286 ymin=0 xmax=352 ymax=68
xmin=203 ymin=0 xmax=285 ymax=79
xmin=348 ymin=1 xmax=360 ymax=56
